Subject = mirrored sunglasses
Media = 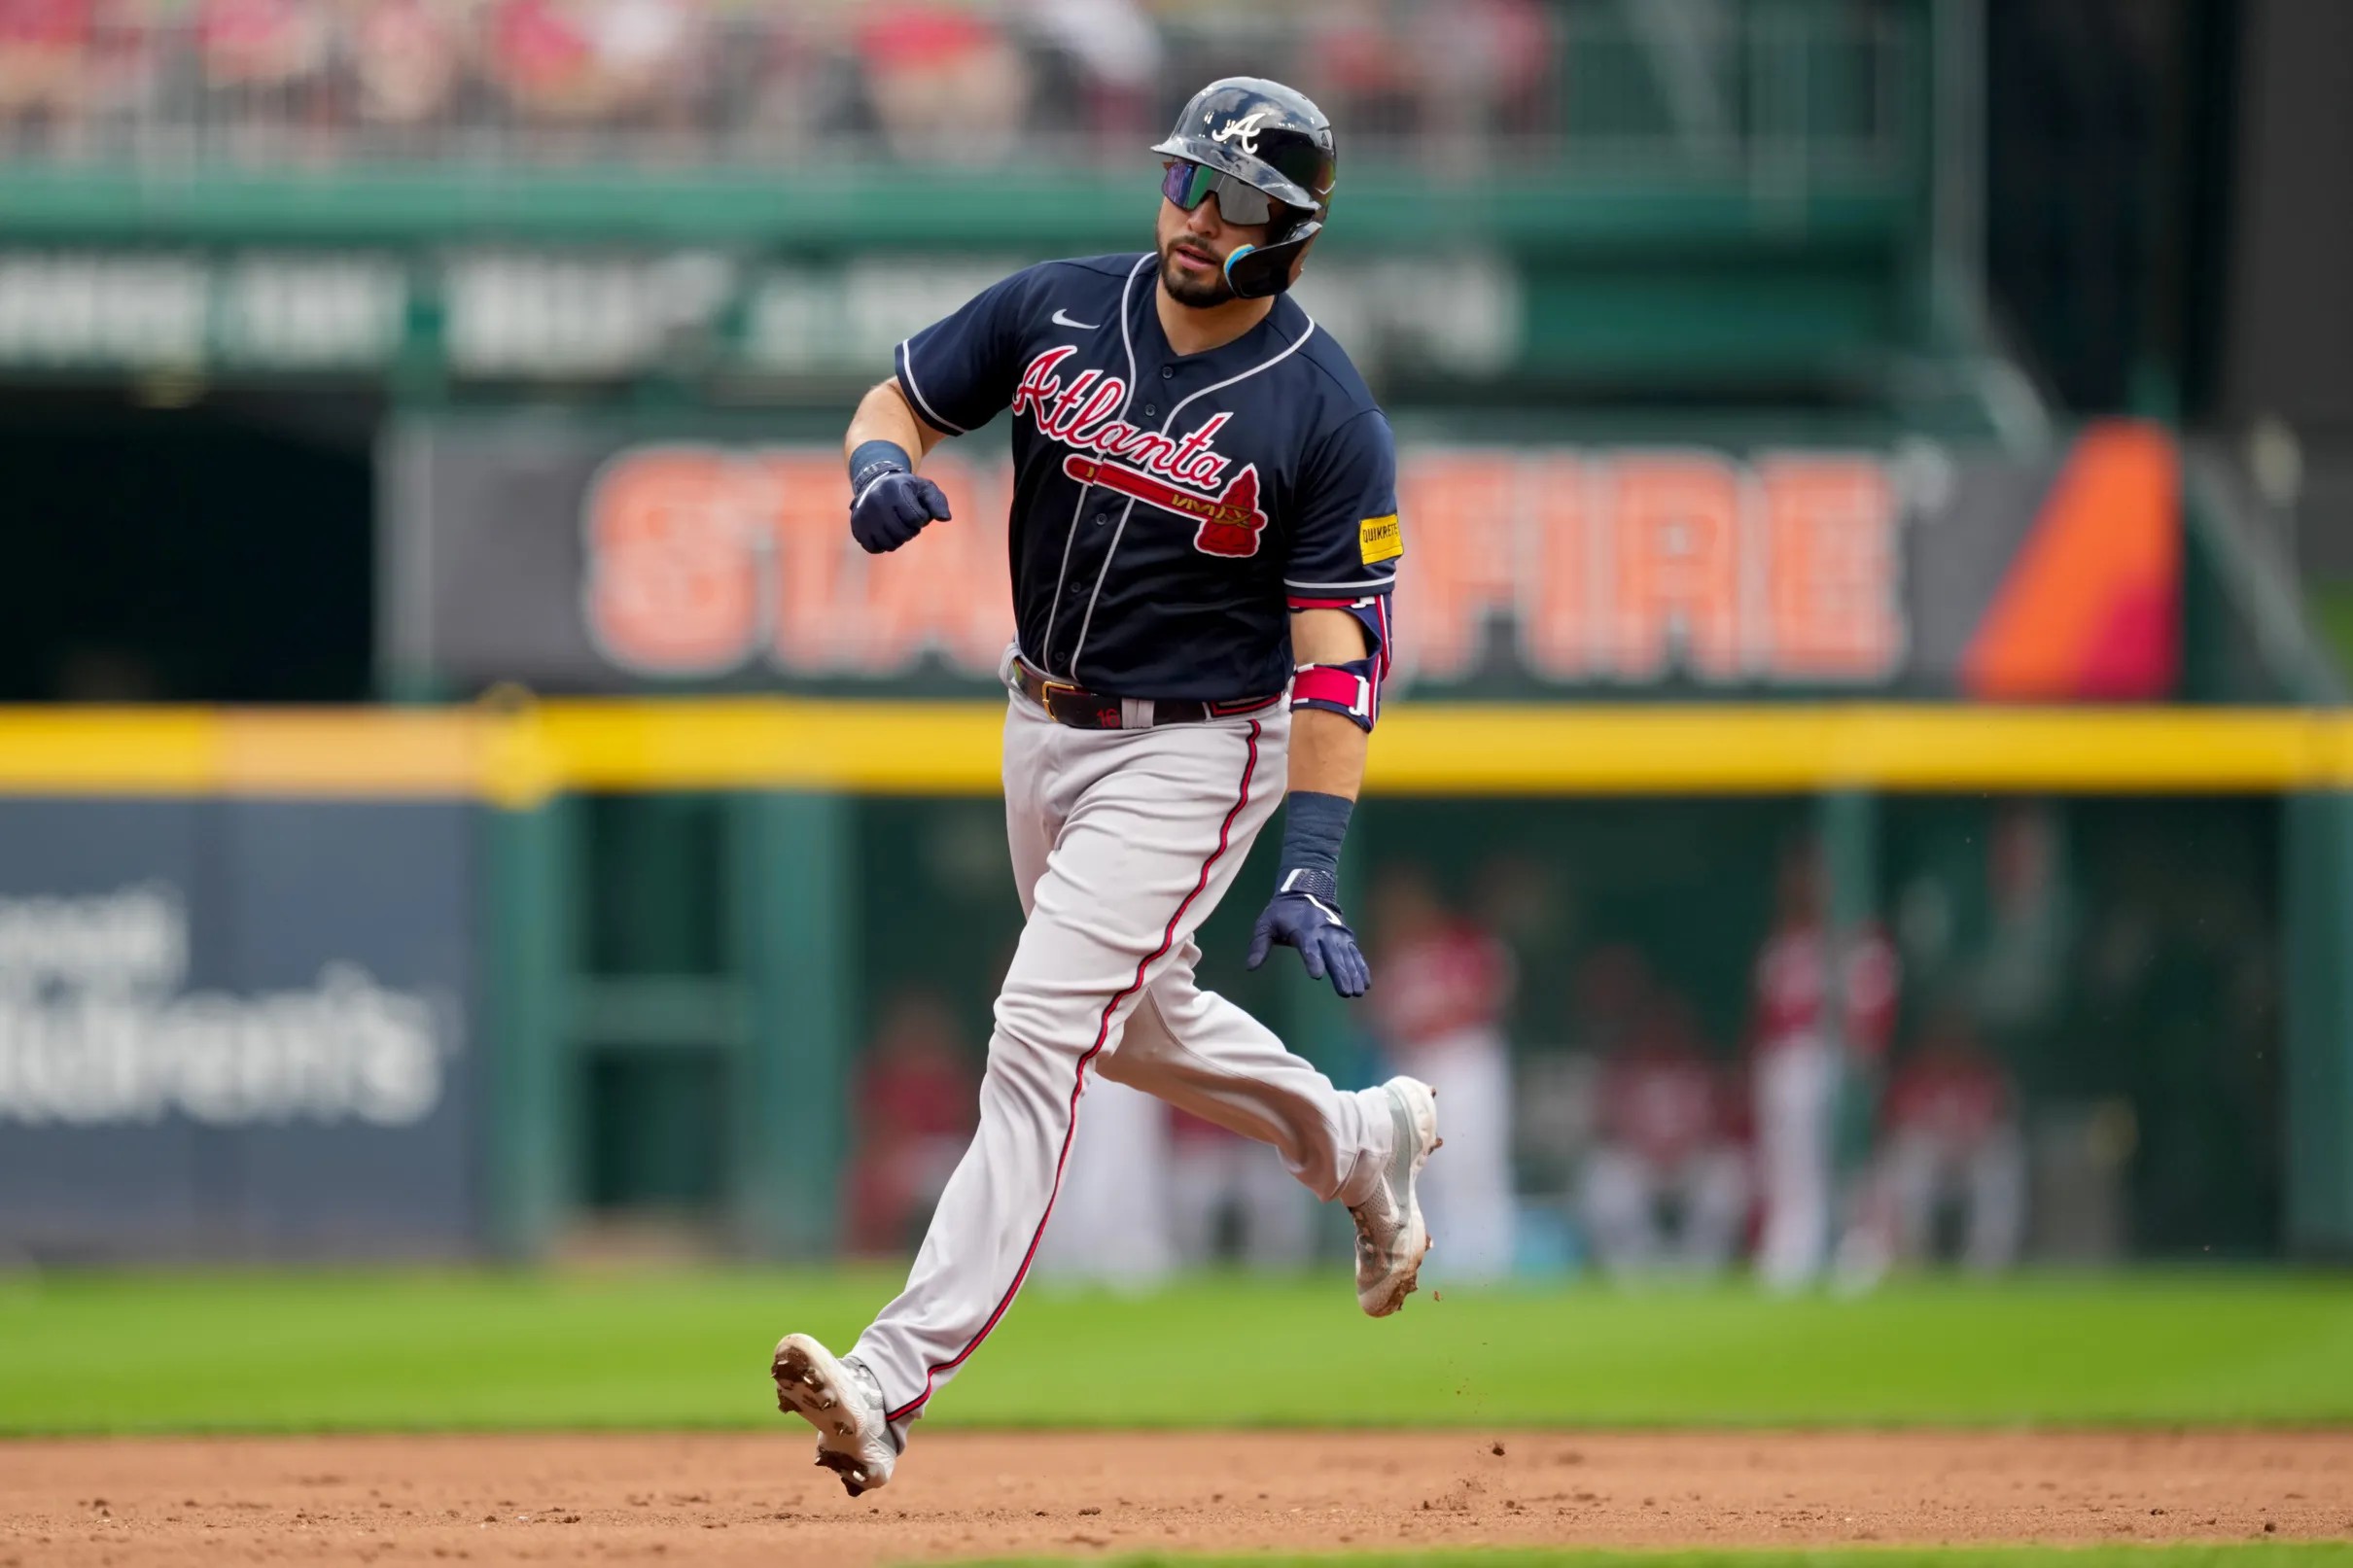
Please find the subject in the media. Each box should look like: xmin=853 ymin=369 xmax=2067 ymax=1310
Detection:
xmin=1159 ymin=159 xmax=1282 ymax=226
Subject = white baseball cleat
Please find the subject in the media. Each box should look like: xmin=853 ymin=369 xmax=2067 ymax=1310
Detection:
xmin=1350 ymin=1075 xmax=1440 ymax=1316
xmin=770 ymin=1333 xmax=896 ymax=1497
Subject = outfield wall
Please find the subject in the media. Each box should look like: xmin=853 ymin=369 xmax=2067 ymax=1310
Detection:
xmin=0 ymin=702 xmax=2346 ymax=1264
xmin=0 ymin=798 xmax=478 ymax=1260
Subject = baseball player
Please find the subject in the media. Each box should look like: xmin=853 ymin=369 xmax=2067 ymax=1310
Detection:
xmin=1581 ymin=996 xmax=1748 ymax=1276
xmin=1853 ymin=1008 xmax=2027 ymax=1275
xmin=1367 ymin=865 xmax=1518 ymax=1279
xmin=1749 ymin=844 xmax=1900 ymax=1289
xmin=769 ymin=77 xmax=1438 ymax=1497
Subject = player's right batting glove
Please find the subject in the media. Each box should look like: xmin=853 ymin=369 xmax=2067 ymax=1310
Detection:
xmin=849 ymin=439 xmax=951 ymax=554
xmin=1247 ymin=791 xmax=1371 ymax=998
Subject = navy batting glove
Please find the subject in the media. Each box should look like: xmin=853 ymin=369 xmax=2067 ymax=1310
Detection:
xmin=1247 ymin=867 xmax=1371 ymax=999
xmin=849 ymin=441 xmax=951 ymax=554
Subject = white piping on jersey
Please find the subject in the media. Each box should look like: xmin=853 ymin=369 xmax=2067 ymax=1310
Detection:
xmin=1068 ymin=310 xmax=1321 ymax=681
xmin=1283 ymin=574 xmax=1399 ymax=592
xmin=1040 ymin=253 xmax=1153 ymax=673
xmin=896 ymin=339 xmax=968 ymax=436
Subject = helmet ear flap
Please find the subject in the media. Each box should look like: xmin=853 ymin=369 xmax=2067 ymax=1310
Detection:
xmin=1222 ymin=218 xmax=1322 ymax=299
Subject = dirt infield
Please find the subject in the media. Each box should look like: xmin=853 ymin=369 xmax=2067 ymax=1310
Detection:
xmin=5 ymin=1430 xmax=2350 ymax=1565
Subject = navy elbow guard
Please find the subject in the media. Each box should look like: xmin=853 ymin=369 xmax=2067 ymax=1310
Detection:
xmin=1287 ymin=591 xmax=1391 ymax=730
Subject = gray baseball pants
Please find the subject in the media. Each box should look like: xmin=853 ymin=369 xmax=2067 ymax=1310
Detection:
xmin=849 ymin=685 xmax=1395 ymax=1442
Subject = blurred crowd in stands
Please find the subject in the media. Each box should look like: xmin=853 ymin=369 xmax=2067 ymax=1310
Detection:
xmin=0 ymin=0 xmax=1560 ymax=163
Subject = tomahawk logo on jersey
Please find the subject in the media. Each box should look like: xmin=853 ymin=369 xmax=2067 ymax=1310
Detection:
xmin=1008 ymin=344 xmax=1271 ymax=559
xmin=894 ymin=251 xmax=1401 ymax=704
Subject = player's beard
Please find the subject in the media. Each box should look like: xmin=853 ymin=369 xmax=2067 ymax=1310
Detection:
xmin=1159 ymin=240 xmax=1235 ymax=307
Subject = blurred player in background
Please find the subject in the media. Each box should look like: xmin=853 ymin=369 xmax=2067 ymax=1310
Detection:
xmin=1581 ymin=991 xmax=1747 ymax=1277
xmin=1847 ymin=1006 xmax=2027 ymax=1275
xmin=844 ymin=993 xmax=979 ymax=1256
xmin=1369 ymin=864 xmax=1515 ymax=1278
xmin=1032 ymin=1075 xmax=1177 ymax=1286
xmin=1748 ymin=840 xmax=1900 ymax=1290
xmin=1167 ymin=1106 xmax=1315 ymax=1271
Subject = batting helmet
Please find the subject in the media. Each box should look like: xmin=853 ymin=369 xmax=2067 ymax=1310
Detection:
xmin=1151 ymin=77 xmax=1337 ymax=300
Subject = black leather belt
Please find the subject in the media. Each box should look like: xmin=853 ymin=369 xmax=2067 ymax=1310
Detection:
xmin=1011 ymin=657 xmax=1281 ymax=730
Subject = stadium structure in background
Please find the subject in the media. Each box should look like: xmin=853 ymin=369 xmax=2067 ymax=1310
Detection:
xmin=0 ymin=1 xmax=2347 ymax=1271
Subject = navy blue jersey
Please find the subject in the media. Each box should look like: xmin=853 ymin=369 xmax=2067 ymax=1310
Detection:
xmin=894 ymin=253 xmax=1401 ymax=701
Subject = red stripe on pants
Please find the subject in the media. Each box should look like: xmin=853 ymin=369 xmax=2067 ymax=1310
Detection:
xmin=885 ymin=719 xmax=1264 ymax=1422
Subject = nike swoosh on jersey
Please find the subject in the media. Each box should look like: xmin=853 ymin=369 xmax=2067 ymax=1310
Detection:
xmin=1050 ymin=309 xmax=1100 ymax=330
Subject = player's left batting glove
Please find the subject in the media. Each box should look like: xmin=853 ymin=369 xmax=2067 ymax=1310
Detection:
xmin=849 ymin=439 xmax=951 ymax=554
xmin=1246 ymin=791 xmax=1370 ymax=999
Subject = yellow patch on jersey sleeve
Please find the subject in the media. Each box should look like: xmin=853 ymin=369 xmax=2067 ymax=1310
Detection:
xmin=1358 ymin=513 xmax=1403 ymax=564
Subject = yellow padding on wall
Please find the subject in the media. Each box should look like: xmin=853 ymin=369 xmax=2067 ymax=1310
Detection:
xmin=528 ymin=699 xmax=1006 ymax=797
xmin=1368 ymin=705 xmax=2340 ymax=794
xmin=221 ymin=711 xmax=490 ymax=796
xmin=0 ymin=709 xmax=222 ymax=794
xmin=0 ymin=701 xmax=2347 ymax=801
xmin=0 ymin=709 xmax=484 ymax=798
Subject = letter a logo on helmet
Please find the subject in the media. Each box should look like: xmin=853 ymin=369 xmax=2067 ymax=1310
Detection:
xmin=1211 ymin=110 xmax=1273 ymax=157
xmin=1153 ymin=77 xmax=1338 ymax=300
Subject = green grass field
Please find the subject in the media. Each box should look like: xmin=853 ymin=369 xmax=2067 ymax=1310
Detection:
xmin=3 ymin=1268 xmax=2350 ymax=1435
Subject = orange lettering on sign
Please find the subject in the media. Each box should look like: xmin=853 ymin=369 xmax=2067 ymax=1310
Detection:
xmin=1758 ymin=455 xmax=1903 ymax=679
xmin=578 ymin=443 xmax=1910 ymax=689
xmin=755 ymin=452 xmax=858 ymax=673
xmin=1606 ymin=453 xmax=1745 ymax=681
xmin=582 ymin=447 xmax=762 ymax=675
xmin=945 ymin=476 xmax=1019 ymax=673
xmin=755 ymin=451 xmax=1014 ymax=678
xmin=1516 ymin=453 xmax=1592 ymax=679
xmin=1393 ymin=452 xmax=1523 ymax=681
xmin=860 ymin=455 xmax=1015 ymax=675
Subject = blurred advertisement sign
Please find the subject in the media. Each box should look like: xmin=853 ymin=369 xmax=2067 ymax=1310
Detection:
xmin=389 ymin=422 xmax=2177 ymax=701
xmin=435 ymin=249 xmax=1516 ymax=383
xmin=566 ymin=446 xmax=1900 ymax=687
xmin=0 ymin=802 xmax=476 ymax=1261
xmin=443 ymin=250 xmax=741 ymax=379
xmin=0 ymin=887 xmax=447 ymax=1130
xmin=737 ymin=255 xmax=1520 ymax=382
xmin=0 ymin=251 xmax=406 ymax=370
xmin=0 ymin=247 xmax=1517 ymax=384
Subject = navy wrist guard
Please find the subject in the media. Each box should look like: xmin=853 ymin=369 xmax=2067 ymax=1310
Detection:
xmin=850 ymin=439 xmax=913 ymax=495
xmin=1276 ymin=789 xmax=1353 ymax=887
